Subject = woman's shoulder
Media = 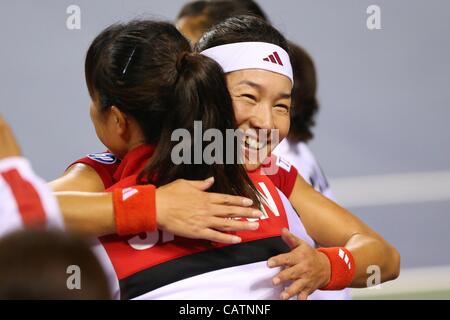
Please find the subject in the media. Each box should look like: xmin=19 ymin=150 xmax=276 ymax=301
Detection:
xmin=68 ymin=151 xmax=121 ymax=189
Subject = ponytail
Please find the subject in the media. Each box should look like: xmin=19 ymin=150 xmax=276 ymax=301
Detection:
xmin=139 ymin=51 xmax=260 ymax=206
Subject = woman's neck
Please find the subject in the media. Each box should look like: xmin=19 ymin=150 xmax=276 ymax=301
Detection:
xmin=127 ymin=140 xmax=146 ymax=152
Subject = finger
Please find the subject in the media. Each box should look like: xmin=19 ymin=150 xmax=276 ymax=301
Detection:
xmin=194 ymin=228 xmax=242 ymax=244
xmin=267 ymin=251 xmax=300 ymax=268
xmin=0 ymin=116 xmax=12 ymax=133
xmin=280 ymin=279 xmax=309 ymax=300
xmin=281 ymin=228 xmax=304 ymax=249
xmin=4 ymin=124 xmax=20 ymax=149
xmin=184 ymin=177 xmax=215 ymax=191
xmin=207 ymin=192 xmax=255 ymax=207
xmin=273 ymin=265 xmax=307 ymax=285
xmin=0 ymin=117 xmax=21 ymax=157
xmin=297 ymin=290 xmax=310 ymax=301
xmin=0 ymin=116 xmax=7 ymax=136
xmin=206 ymin=216 xmax=259 ymax=232
xmin=209 ymin=204 xmax=262 ymax=219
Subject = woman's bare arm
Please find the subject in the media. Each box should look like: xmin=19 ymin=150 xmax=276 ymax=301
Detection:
xmin=268 ymin=175 xmax=400 ymax=299
xmin=289 ymin=175 xmax=400 ymax=286
xmin=55 ymin=178 xmax=263 ymax=243
xmin=49 ymin=163 xmax=105 ymax=192
xmin=51 ymin=165 xmax=263 ymax=243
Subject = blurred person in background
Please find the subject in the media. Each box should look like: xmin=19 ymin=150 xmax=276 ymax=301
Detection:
xmin=0 ymin=117 xmax=112 ymax=299
xmin=0 ymin=229 xmax=110 ymax=299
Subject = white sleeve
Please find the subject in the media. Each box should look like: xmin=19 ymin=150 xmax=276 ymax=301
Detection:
xmin=273 ymin=141 xmax=336 ymax=201
xmin=0 ymin=156 xmax=63 ymax=237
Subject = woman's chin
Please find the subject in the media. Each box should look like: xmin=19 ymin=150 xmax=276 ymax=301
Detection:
xmin=241 ymin=144 xmax=272 ymax=172
xmin=244 ymin=162 xmax=262 ymax=172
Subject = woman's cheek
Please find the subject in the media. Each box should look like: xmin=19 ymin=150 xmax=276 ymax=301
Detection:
xmin=274 ymin=114 xmax=290 ymax=142
xmin=232 ymin=102 xmax=248 ymax=127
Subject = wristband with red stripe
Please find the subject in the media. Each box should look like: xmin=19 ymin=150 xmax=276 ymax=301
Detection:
xmin=317 ymin=247 xmax=355 ymax=290
xmin=113 ymin=185 xmax=157 ymax=236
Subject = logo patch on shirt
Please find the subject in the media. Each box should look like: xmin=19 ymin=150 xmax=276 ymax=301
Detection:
xmin=122 ymin=187 xmax=138 ymax=201
xmin=87 ymin=152 xmax=117 ymax=164
xmin=276 ymin=156 xmax=292 ymax=172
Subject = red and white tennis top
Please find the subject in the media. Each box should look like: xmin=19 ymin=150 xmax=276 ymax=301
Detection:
xmin=71 ymin=149 xmax=299 ymax=198
xmin=72 ymin=146 xmax=316 ymax=299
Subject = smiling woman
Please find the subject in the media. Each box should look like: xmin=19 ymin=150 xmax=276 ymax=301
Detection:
xmin=196 ymin=15 xmax=400 ymax=299
xmin=225 ymin=69 xmax=291 ymax=170
xmin=199 ymin=39 xmax=293 ymax=172
xmin=197 ymin=17 xmax=294 ymax=172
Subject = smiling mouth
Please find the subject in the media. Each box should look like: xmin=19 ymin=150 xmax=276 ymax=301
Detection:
xmin=243 ymin=135 xmax=270 ymax=151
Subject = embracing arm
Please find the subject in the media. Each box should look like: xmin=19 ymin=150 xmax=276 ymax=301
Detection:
xmin=268 ymin=175 xmax=400 ymax=299
xmin=56 ymin=191 xmax=114 ymax=235
xmin=2 ymin=118 xmax=262 ymax=243
xmin=50 ymin=164 xmax=262 ymax=243
xmin=49 ymin=164 xmax=115 ymax=235
xmin=49 ymin=163 xmax=106 ymax=192
xmin=289 ymin=175 xmax=400 ymax=286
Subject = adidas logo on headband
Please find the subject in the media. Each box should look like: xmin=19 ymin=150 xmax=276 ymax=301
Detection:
xmin=263 ymin=51 xmax=284 ymax=66
xmin=200 ymin=42 xmax=294 ymax=86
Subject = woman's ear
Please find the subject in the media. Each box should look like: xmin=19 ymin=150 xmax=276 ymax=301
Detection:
xmin=110 ymin=106 xmax=128 ymax=136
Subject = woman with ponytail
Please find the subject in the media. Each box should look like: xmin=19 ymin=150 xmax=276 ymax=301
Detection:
xmin=50 ymin=21 xmax=264 ymax=244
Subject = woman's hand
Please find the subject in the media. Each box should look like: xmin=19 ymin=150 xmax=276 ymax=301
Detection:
xmin=268 ymin=228 xmax=331 ymax=300
xmin=0 ymin=115 xmax=21 ymax=159
xmin=156 ymin=177 xmax=262 ymax=244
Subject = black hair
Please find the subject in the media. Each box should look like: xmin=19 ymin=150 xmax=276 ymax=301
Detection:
xmin=195 ymin=15 xmax=289 ymax=54
xmin=287 ymin=42 xmax=319 ymax=142
xmin=177 ymin=0 xmax=268 ymax=32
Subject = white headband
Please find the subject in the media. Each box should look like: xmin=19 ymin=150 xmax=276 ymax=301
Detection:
xmin=201 ymin=42 xmax=294 ymax=85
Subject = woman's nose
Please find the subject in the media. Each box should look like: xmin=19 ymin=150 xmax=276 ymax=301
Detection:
xmin=250 ymin=104 xmax=275 ymax=130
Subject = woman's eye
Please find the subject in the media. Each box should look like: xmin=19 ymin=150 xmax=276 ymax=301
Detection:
xmin=242 ymin=94 xmax=257 ymax=101
xmin=275 ymin=104 xmax=289 ymax=112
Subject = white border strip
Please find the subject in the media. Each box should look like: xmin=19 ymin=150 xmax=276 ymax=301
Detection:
xmin=330 ymin=170 xmax=450 ymax=208
xmin=351 ymin=265 xmax=450 ymax=298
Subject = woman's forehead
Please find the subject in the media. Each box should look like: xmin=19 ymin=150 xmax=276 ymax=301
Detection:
xmin=226 ymin=69 xmax=292 ymax=93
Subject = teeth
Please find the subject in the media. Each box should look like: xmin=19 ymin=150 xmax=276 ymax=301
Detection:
xmin=245 ymin=136 xmax=265 ymax=150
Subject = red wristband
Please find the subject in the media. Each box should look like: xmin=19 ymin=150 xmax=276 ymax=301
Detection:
xmin=113 ymin=185 xmax=157 ymax=236
xmin=317 ymin=247 xmax=355 ymax=290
